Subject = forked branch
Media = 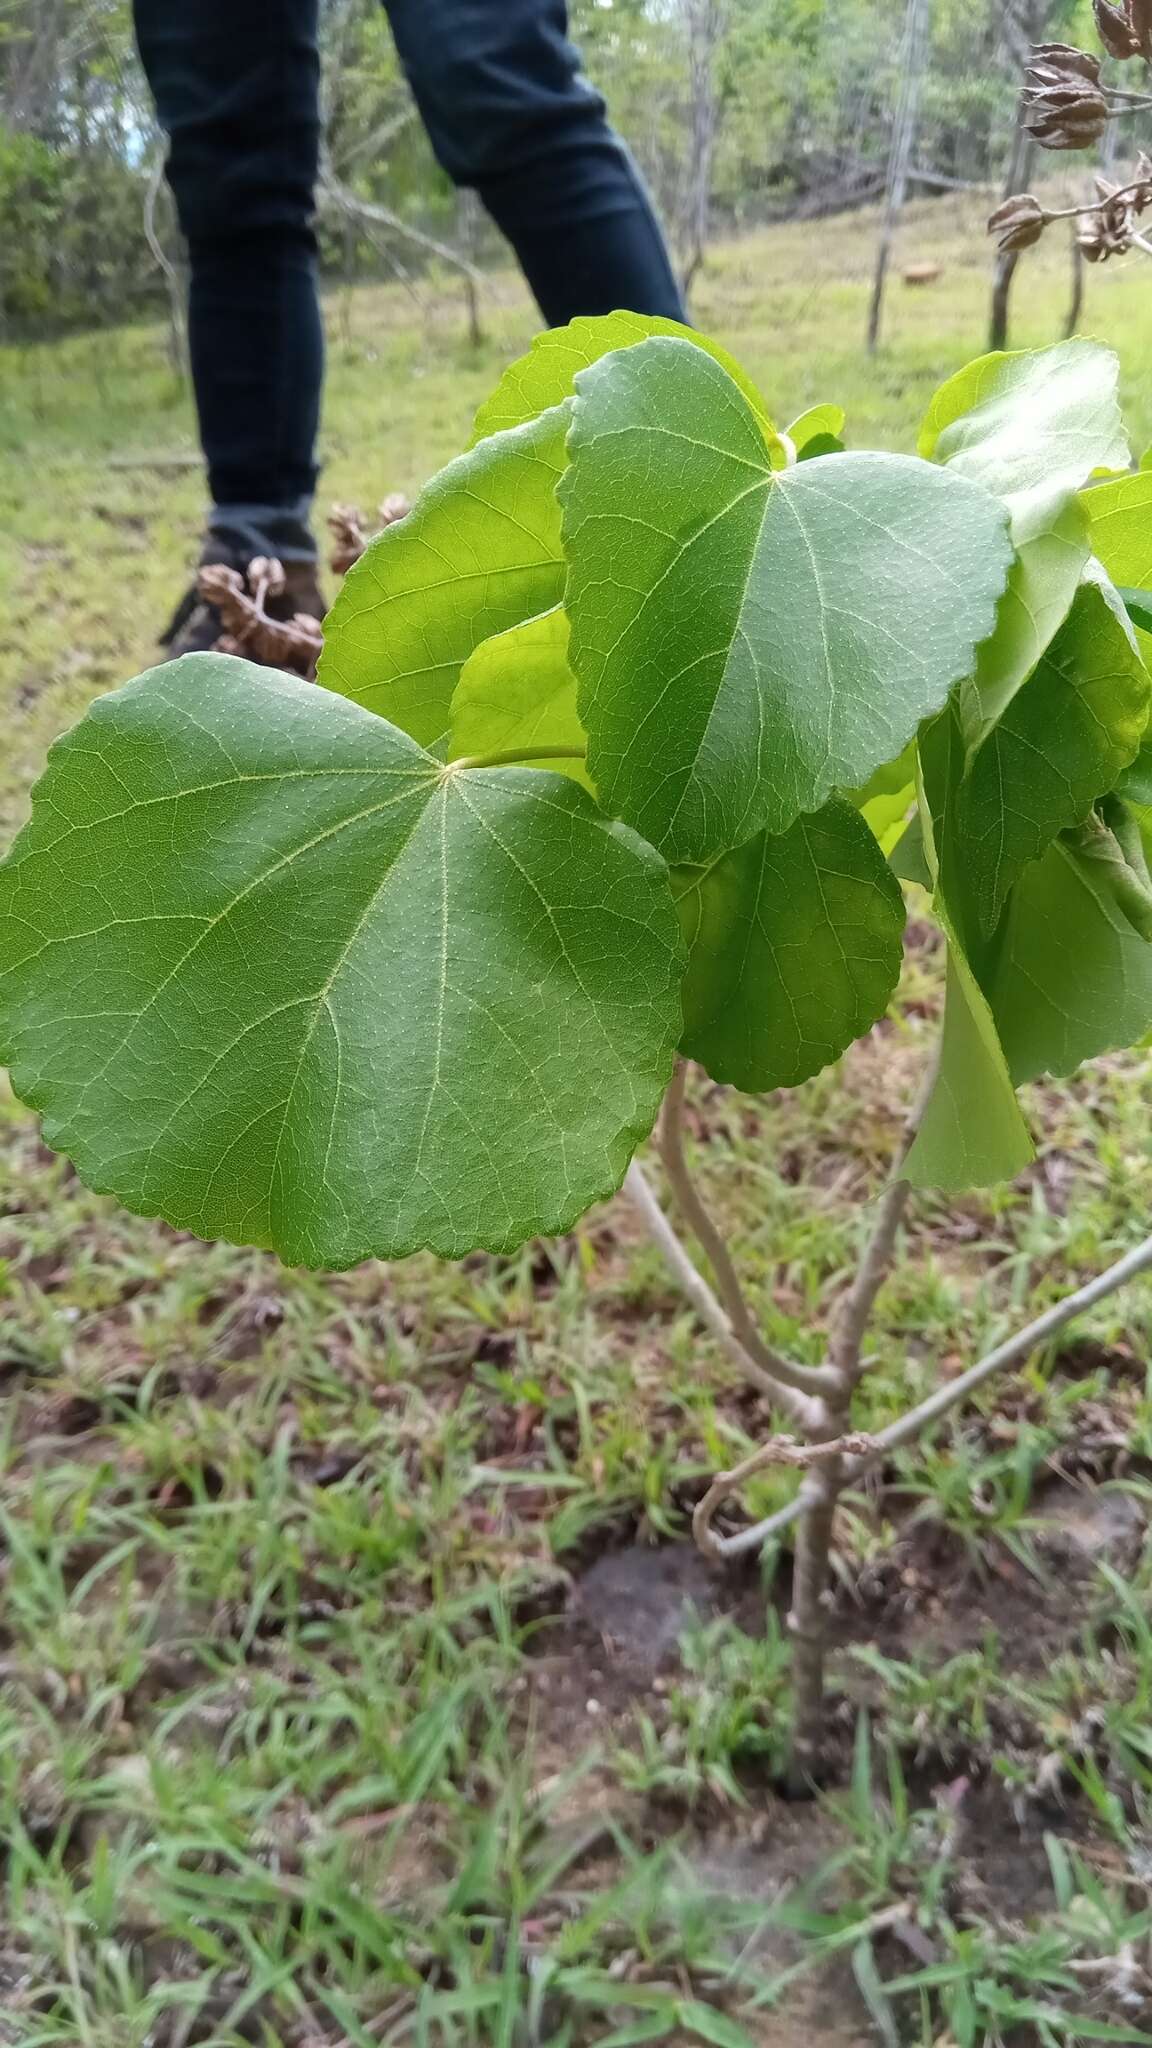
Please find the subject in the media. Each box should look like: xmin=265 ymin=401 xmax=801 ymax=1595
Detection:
xmin=623 ymin=1161 xmax=827 ymax=1425
xmin=694 ymin=1430 xmax=880 ymax=1557
xmin=705 ymin=1229 xmax=1152 ymax=1561
xmin=657 ymin=1062 xmax=839 ymax=1404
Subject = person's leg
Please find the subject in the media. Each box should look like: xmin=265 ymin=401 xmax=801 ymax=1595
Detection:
xmin=132 ymin=0 xmax=324 ymax=572
xmin=383 ymin=0 xmax=686 ymax=326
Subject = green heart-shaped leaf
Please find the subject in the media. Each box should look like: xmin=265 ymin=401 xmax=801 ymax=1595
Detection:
xmin=561 ymin=337 xmax=1013 ymax=863
xmin=471 ymin=312 xmax=777 ymax=446
xmin=0 ymin=656 xmax=683 ymax=1267
xmin=921 ymin=344 xmax=1132 ymax=750
xmin=919 ymin=341 xmax=1128 ymax=505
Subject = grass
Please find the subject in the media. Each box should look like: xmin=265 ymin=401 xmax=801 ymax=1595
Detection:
xmin=4 ymin=191 xmax=1152 ymax=2041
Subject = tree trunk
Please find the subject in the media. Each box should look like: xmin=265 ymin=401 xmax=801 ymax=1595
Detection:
xmin=680 ymin=0 xmax=725 ymax=300
xmin=989 ymin=124 xmax=1036 ymax=349
xmin=787 ymin=1450 xmax=844 ymax=1784
xmin=866 ymin=0 xmax=931 ymax=354
xmin=989 ymin=0 xmax=1051 ymax=349
xmin=1064 ymin=228 xmax=1085 ymax=338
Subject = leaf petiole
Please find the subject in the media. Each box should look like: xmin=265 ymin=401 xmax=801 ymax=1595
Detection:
xmin=449 ymin=745 xmax=589 ymax=772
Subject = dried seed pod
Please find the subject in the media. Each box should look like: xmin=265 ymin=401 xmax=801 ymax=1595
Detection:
xmin=1132 ymin=0 xmax=1152 ymax=56
xmin=1029 ymin=41 xmax=1103 ymax=84
xmin=1092 ymin=175 xmax=1140 ymax=252
xmin=1022 ymin=79 xmax=1111 ymax=149
xmin=1077 ymin=201 xmax=1134 ymax=262
xmin=988 ymin=193 xmax=1047 ymax=252
xmin=1093 ymin=0 xmax=1142 ymax=59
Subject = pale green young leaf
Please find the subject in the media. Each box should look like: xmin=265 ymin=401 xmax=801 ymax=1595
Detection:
xmin=448 ymin=608 xmax=592 ymax=789
xmin=0 ymin=656 xmax=683 ymax=1269
xmin=960 ymin=581 xmax=1150 ymax=933
xmin=986 ymin=828 xmax=1152 ymax=1084
xmin=317 ymin=406 xmax=568 ymax=745
xmin=786 ymin=401 xmax=846 ymax=455
xmin=846 ymin=745 xmax=916 ymax=854
xmin=864 ymin=787 xmax=916 ymax=856
xmin=561 ymin=337 xmax=1013 ymax=864
xmin=673 ymin=799 xmax=905 ymax=1092
xmin=918 ymin=341 xmax=1127 ymax=505
xmin=471 ymin=311 xmax=778 ymax=448
xmin=904 ymin=931 xmax=1034 ymax=1191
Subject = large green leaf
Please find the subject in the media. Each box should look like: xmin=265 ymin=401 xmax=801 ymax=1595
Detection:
xmin=959 ymin=581 xmax=1150 ymax=933
xmin=0 ymin=656 xmax=684 ymax=1268
xmin=904 ymin=932 xmax=1034 ymax=1191
xmin=560 ymin=337 xmax=1013 ymax=865
xmin=448 ymin=608 xmax=592 ymax=790
xmin=471 ymin=312 xmax=777 ymax=446
xmin=985 ymin=829 xmax=1152 ymax=1084
xmin=919 ymin=341 xmax=1128 ymax=503
xmin=317 ymin=407 xmax=568 ymax=745
xmin=920 ymin=344 xmax=1129 ymax=750
xmin=673 ymin=799 xmax=905 ymax=1091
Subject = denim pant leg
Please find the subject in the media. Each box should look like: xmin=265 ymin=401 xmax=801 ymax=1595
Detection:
xmin=133 ymin=0 xmax=323 ymax=559
xmin=383 ymin=0 xmax=685 ymax=324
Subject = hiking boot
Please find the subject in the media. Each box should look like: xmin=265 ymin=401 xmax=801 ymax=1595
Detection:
xmin=159 ymin=552 xmax=326 ymax=663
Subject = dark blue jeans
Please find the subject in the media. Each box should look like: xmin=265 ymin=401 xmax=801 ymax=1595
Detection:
xmin=133 ymin=0 xmax=684 ymax=561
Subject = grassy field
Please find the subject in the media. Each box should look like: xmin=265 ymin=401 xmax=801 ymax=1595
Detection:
xmin=5 ymin=193 xmax=1152 ymax=2044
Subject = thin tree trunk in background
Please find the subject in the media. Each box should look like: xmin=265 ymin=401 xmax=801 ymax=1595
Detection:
xmin=1067 ymin=124 xmax=1118 ymax=338
xmin=1065 ymin=226 xmax=1085 ymax=337
xmin=989 ymin=122 xmax=1036 ymax=347
xmin=866 ymin=0 xmax=931 ymax=353
xmin=989 ymin=0 xmax=1049 ymax=349
xmin=142 ymin=151 xmax=188 ymax=385
xmin=456 ymin=189 xmax=484 ymax=347
xmin=680 ymin=0 xmax=726 ymax=301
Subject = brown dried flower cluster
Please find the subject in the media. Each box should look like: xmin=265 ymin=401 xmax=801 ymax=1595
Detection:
xmin=987 ymin=193 xmax=1046 ymax=253
xmin=990 ymin=158 xmax=1152 ymax=260
xmin=1021 ymin=43 xmax=1110 ymax=148
xmin=198 ymin=559 xmax=324 ymax=679
xmin=988 ymin=4 xmax=1152 ymax=265
xmin=326 ymin=492 xmax=411 ymax=575
xmin=1079 ymin=157 xmax=1152 ymax=260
